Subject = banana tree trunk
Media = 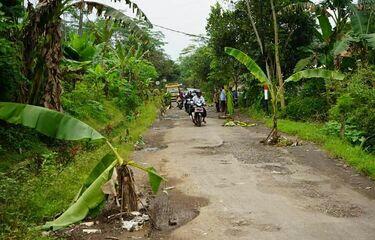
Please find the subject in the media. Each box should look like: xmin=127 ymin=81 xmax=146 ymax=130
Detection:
xmin=270 ymin=0 xmax=285 ymax=109
xmin=23 ymin=0 xmax=63 ymax=111
xmin=118 ymin=165 xmax=138 ymax=212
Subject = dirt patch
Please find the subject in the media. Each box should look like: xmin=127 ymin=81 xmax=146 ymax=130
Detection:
xmin=309 ymin=200 xmax=363 ymax=218
xmin=53 ymin=207 xmax=151 ymax=240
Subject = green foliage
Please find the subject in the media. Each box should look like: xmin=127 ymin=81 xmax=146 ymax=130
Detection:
xmin=329 ymin=66 xmax=375 ymax=152
xmin=147 ymin=167 xmax=163 ymax=194
xmin=179 ymin=45 xmax=213 ymax=89
xmin=64 ymin=33 xmax=97 ymax=61
xmin=0 ymin=102 xmax=104 ymax=141
xmin=43 ymin=154 xmax=117 ymax=230
xmin=318 ymin=14 xmax=333 ymax=41
xmin=62 ymin=82 xmax=109 ymax=122
xmin=323 ymin=121 xmax=366 ymax=145
xmin=0 ymin=18 xmax=24 ymax=101
xmin=285 ymin=69 xmax=346 ymax=83
xmin=0 ymin=100 xmax=165 ymax=230
xmin=225 ymin=47 xmax=270 ymax=86
xmin=225 ymin=46 xmax=345 ymax=131
xmin=227 ymin=89 xmax=234 ymax=116
xmin=163 ymin=92 xmax=172 ymax=107
xmin=114 ymin=82 xmax=142 ymax=114
xmin=285 ymin=97 xmax=329 ymax=121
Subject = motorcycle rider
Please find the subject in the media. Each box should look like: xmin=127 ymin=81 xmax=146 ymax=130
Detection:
xmin=185 ymin=91 xmax=193 ymax=114
xmin=177 ymin=89 xmax=184 ymax=109
xmin=192 ymin=90 xmax=207 ymax=123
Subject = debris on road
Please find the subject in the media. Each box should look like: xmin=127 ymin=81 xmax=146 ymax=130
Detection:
xmin=82 ymin=229 xmax=101 ymax=234
xmin=276 ymin=136 xmax=302 ymax=147
xmin=168 ymin=217 xmax=178 ymax=226
xmin=80 ymin=221 xmax=95 ymax=227
xmin=121 ymin=213 xmax=150 ymax=231
xmin=223 ymin=120 xmax=256 ymax=127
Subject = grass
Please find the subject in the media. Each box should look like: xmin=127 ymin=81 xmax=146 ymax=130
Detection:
xmin=0 ymin=99 xmax=160 ymax=240
xmin=246 ymin=108 xmax=375 ymax=179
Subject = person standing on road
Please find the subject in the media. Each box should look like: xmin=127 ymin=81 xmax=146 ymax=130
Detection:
xmin=220 ymin=86 xmax=226 ymax=113
xmin=232 ymin=88 xmax=238 ymax=108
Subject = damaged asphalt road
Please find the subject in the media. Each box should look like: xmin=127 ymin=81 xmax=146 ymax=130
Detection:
xmin=132 ymin=107 xmax=375 ymax=240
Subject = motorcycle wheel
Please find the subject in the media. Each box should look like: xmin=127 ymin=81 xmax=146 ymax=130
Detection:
xmin=195 ymin=114 xmax=202 ymax=127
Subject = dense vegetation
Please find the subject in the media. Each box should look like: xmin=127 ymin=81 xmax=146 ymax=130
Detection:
xmin=1 ymin=0 xmax=375 ymax=238
xmin=0 ymin=0 xmax=178 ymax=238
xmin=179 ymin=0 xmax=375 ymax=156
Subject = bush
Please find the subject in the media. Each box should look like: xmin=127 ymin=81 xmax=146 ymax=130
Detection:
xmin=62 ymin=82 xmax=108 ymax=122
xmin=323 ymin=121 xmax=366 ymax=145
xmin=329 ymin=66 xmax=375 ymax=152
xmin=285 ymin=96 xmax=329 ymax=121
xmin=114 ymin=82 xmax=142 ymax=115
xmin=0 ymin=32 xmax=24 ymax=101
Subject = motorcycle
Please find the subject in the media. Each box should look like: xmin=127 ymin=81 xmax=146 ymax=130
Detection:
xmin=184 ymin=98 xmax=193 ymax=114
xmin=192 ymin=102 xmax=205 ymax=127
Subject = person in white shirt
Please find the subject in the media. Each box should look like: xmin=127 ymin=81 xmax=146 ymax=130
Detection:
xmin=192 ymin=90 xmax=207 ymax=123
xmin=220 ymin=86 xmax=226 ymax=113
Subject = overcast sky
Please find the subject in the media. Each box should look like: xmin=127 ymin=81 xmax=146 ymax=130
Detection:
xmin=132 ymin=0 xmax=219 ymax=60
xmin=30 ymin=0 xmax=356 ymax=61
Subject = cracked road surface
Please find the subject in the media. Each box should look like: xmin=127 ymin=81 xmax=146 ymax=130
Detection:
xmin=135 ymin=108 xmax=375 ymax=240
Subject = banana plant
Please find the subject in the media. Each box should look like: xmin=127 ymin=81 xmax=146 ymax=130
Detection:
xmin=333 ymin=3 xmax=375 ymax=57
xmin=0 ymin=102 xmax=164 ymax=230
xmin=21 ymin=0 xmax=150 ymax=111
xmin=225 ymin=47 xmax=345 ymax=143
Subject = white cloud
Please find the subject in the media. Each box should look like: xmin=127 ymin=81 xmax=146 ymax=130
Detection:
xmin=133 ymin=0 xmax=218 ymax=60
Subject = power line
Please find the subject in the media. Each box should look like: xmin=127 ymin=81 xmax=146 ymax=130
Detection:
xmin=151 ymin=24 xmax=208 ymax=39
xmin=119 ymin=13 xmax=208 ymax=39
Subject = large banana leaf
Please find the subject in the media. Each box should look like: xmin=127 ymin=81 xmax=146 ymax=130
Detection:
xmin=126 ymin=160 xmax=164 ymax=194
xmin=74 ymin=153 xmax=117 ymax=201
xmin=43 ymin=154 xmax=117 ymax=230
xmin=293 ymin=56 xmax=314 ymax=73
xmin=318 ymin=14 xmax=333 ymax=41
xmin=225 ymin=47 xmax=270 ymax=85
xmin=70 ymin=0 xmax=150 ymax=25
xmin=0 ymin=102 xmax=104 ymax=141
xmin=350 ymin=5 xmax=369 ymax=35
xmin=285 ymin=69 xmax=345 ymax=83
xmin=147 ymin=167 xmax=163 ymax=194
xmin=363 ymin=33 xmax=375 ymax=48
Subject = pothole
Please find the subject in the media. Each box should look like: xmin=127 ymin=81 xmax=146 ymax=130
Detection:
xmin=149 ymin=189 xmax=209 ymax=232
xmin=309 ymin=200 xmax=363 ymax=218
xmin=259 ymin=164 xmax=292 ymax=175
